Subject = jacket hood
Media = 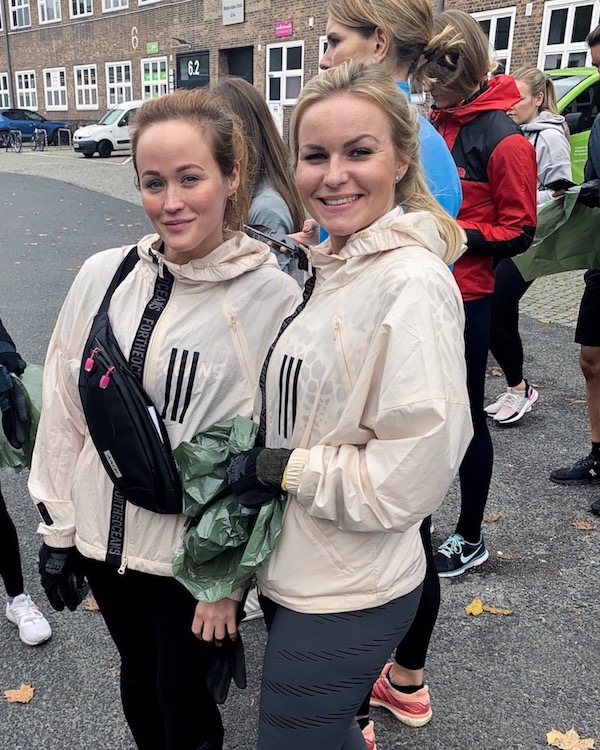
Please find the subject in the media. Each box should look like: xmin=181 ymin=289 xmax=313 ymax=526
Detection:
xmin=520 ymin=110 xmax=567 ymax=134
xmin=309 ymin=210 xmax=449 ymax=280
xmin=137 ymin=231 xmax=280 ymax=283
xmin=431 ymin=75 xmax=520 ymax=125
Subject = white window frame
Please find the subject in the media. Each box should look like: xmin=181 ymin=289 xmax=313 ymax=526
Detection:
xmin=15 ymin=70 xmax=37 ymax=109
xmin=472 ymin=7 xmax=516 ymax=74
xmin=0 ymin=3 xmax=3 ymax=30
xmin=43 ymin=67 xmax=67 ymax=110
xmin=10 ymin=0 xmax=30 ymax=28
xmin=74 ymin=64 xmax=98 ymax=109
xmin=38 ymin=0 xmax=61 ymax=23
xmin=138 ymin=0 xmax=160 ymax=5
xmin=0 ymin=73 xmax=10 ymax=107
xmin=266 ymin=41 xmax=304 ymax=105
xmin=102 ymin=0 xmax=127 ymax=12
xmin=141 ymin=57 xmax=168 ymax=99
xmin=106 ymin=60 xmax=133 ymax=106
xmin=538 ymin=0 xmax=600 ymax=70
xmin=70 ymin=0 xmax=92 ymax=18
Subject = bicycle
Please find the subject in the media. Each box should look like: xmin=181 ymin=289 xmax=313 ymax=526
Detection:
xmin=5 ymin=129 xmax=22 ymax=153
xmin=30 ymin=127 xmax=47 ymax=152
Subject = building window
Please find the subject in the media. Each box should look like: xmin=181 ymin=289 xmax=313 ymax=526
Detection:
xmin=0 ymin=73 xmax=10 ymax=107
xmin=102 ymin=0 xmax=127 ymax=11
xmin=472 ymin=7 xmax=515 ymax=74
xmin=539 ymin=0 xmax=600 ymax=69
xmin=16 ymin=70 xmax=37 ymax=108
xmin=70 ymin=0 xmax=92 ymax=18
xmin=141 ymin=57 xmax=168 ymax=99
xmin=10 ymin=0 xmax=31 ymax=28
xmin=38 ymin=0 xmax=60 ymax=22
xmin=44 ymin=67 xmax=67 ymax=109
xmin=74 ymin=65 xmax=98 ymax=109
xmin=106 ymin=61 xmax=133 ymax=105
xmin=0 ymin=3 xmax=3 ymax=29
xmin=266 ymin=41 xmax=304 ymax=105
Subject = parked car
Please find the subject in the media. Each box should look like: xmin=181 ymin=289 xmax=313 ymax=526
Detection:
xmin=547 ymin=67 xmax=600 ymax=183
xmin=72 ymin=100 xmax=144 ymax=158
xmin=0 ymin=108 xmax=70 ymax=147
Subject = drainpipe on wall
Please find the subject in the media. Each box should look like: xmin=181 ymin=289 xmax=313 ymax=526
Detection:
xmin=1 ymin=0 xmax=15 ymax=106
xmin=437 ymin=0 xmax=444 ymax=11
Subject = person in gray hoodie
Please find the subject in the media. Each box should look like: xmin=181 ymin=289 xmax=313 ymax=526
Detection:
xmin=487 ymin=68 xmax=572 ymax=425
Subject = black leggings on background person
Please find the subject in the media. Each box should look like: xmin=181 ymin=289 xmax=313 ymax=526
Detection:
xmin=490 ymin=258 xmax=534 ymax=388
xmin=259 ymin=587 xmax=421 ymax=750
xmin=456 ymin=296 xmax=494 ymax=543
xmin=355 ymin=515 xmax=439 ymax=717
xmin=0 ymin=484 xmax=24 ymax=598
xmin=83 ymin=559 xmax=223 ymax=750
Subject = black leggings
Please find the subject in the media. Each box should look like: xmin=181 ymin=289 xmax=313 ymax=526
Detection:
xmin=0 ymin=482 xmax=24 ymax=598
xmin=83 ymin=559 xmax=223 ymax=750
xmin=456 ymin=296 xmax=494 ymax=543
xmin=259 ymin=587 xmax=421 ymax=750
xmin=490 ymin=258 xmax=533 ymax=388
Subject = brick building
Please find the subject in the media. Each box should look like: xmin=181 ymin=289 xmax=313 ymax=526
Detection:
xmin=0 ymin=0 xmax=598 ymax=129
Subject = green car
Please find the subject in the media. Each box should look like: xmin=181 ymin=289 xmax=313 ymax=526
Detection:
xmin=547 ymin=68 xmax=600 ymax=183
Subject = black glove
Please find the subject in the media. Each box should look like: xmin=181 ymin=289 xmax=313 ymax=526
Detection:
xmin=0 ymin=346 xmax=26 ymax=376
xmin=0 ymin=365 xmax=29 ymax=449
xmin=39 ymin=543 xmax=89 ymax=612
xmin=577 ymin=179 xmax=600 ymax=209
xmin=226 ymin=447 xmax=292 ymax=508
xmin=206 ymin=627 xmax=247 ymax=704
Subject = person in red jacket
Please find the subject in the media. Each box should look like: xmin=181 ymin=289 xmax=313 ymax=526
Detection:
xmin=425 ymin=10 xmax=537 ymax=576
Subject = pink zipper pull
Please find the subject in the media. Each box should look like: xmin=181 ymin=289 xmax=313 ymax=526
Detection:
xmin=84 ymin=347 xmax=100 ymax=372
xmin=99 ymin=366 xmax=115 ymax=389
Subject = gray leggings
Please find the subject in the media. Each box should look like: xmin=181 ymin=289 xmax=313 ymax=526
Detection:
xmin=258 ymin=586 xmax=421 ymax=750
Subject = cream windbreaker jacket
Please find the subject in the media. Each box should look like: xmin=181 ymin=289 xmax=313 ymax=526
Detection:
xmin=29 ymin=232 xmax=301 ymax=578
xmin=256 ymin=212 xmax=473 ymax=613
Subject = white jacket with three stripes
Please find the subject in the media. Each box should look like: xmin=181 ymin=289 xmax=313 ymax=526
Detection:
xmin=256 ymin=211 xmax=474 ymax=613
xmin=29 ymin=232 xmax=302 ymax=578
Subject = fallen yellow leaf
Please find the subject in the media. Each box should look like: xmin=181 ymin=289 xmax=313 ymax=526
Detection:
xmin=4 ymin=683 xmax=35 ymax=703
xmin=490 ymin=366 xmax=503 ymax=377
xmin=465 ymin=598 xmax=484 ymax=616
xmin=484 ymin=513 xmax=502 ymax=523
xmin=566 ymin=399 xmax=587 ymax=405
xmin=83 ymin=595 xmax=100 ymax=612
xmin=546 ymin=727 xmax=595 ymax=749
xmin=571 ymin=519 xmax=599 ymax=531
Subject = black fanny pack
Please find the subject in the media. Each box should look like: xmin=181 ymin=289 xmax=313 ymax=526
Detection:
xmin=78 ymin=247 xmax=183 ymax=514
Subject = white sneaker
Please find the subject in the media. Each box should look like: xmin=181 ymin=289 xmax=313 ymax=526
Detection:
xmin=242 ymin=587 xmax=263 ymax=622
xmin=493 ymin=382 xmax=539 ymax=425
xmin=6 ymin=594 xmax=52 ymax=646
xmin=484 ymin=390 xmax=512 ymax=416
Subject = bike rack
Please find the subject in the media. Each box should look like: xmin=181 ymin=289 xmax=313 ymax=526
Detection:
xmin=55 ymin=127 xmax=72 ymax=147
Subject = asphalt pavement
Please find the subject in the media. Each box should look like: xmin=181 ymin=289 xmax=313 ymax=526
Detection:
xmin=0 ymin=149 xmax=599 ymax=750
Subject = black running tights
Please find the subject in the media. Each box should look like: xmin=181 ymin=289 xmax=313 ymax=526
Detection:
xmin=83 ymin=559 xmax=223 ymax=750
xmin=456 ymin=296 xmax=494 ymax=543
xmin=259 ymin=587 xmax=421 ymax=750
xmin=0 ymin=482 xmax=24 ymax=598
xmin=490 ymin=258 xmax=533 ymax=388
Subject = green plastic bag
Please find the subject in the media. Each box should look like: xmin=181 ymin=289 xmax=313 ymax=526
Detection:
xmin=0 ymin=364 xmax=43 ymax=472
xmin=172 ymin=415 xmax=285 ymax=602
xmin=514 ymin=188 xmax=600 ymax=281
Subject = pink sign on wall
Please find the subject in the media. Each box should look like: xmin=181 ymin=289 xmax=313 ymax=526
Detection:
xmin=275 ymin=20 xmax=293 ymax=37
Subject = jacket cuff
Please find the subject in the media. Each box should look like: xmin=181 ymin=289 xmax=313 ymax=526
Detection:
xmin=228 ymin=584 xmax=250 ymax=603
xmin=37 ymin=526 xmax=76 ymax=549
xmin=283 ymin=449 xmax=310 ymax=494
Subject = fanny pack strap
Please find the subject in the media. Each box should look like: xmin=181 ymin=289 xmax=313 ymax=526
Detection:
xmin=103 ymin=246 xmax=176 ymax=567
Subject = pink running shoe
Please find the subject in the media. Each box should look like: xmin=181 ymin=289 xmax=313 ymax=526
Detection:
xmin=370 ymin=662 xmax=432 ymax=727
xmin=361 ymin=720 xmax=377 ymax=750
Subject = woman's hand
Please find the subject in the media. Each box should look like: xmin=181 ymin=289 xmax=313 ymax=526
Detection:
xmin=192 ymin=598 xmax=239 ymax=642
xmin=289 ymin=218 xmax=319 ymax=247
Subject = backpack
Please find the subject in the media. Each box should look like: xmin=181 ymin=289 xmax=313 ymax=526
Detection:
xmin=78 ymin=247 xmax=183 ymax=514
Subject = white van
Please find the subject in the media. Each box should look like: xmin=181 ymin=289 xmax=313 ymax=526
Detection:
xmin=72 ymin=100 xmax=144 ymax=158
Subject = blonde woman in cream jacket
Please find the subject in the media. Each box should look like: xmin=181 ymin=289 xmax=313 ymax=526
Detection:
xmin=225 ymin=62 xmax=473 ymax=750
